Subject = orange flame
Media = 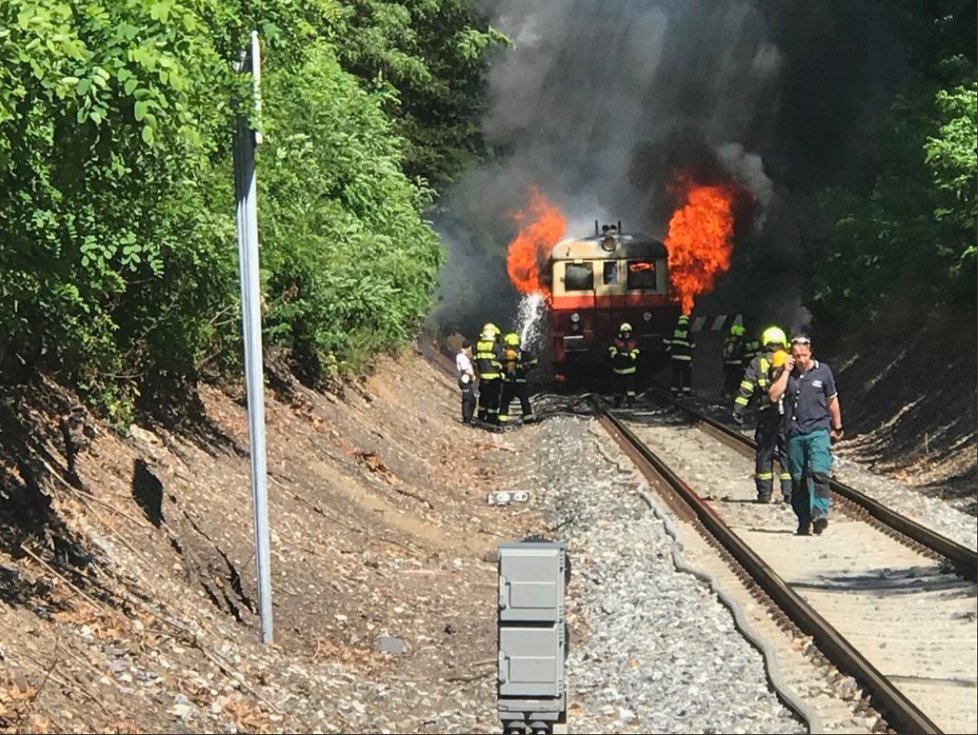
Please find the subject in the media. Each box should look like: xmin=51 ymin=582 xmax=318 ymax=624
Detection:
xmin=506 ymin=186 xmax=566 ymax=297
xmin=665 ymin=180 xmax=739 ymax=314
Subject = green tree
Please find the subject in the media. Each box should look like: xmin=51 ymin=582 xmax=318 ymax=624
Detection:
xmin=332 ymin=0 xmax=507 ymax=187
xmin=812 ymin=11 xmax=976 ymax=324
xmin=1 ymin=0 xmax=492 ymax=421
xmin=258 ymin=41 xmax=442 ymax=382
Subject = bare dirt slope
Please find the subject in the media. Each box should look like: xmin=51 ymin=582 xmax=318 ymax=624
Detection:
xmin=0 ymin=352 xmax=547 ymax=733
xmin=825 ymin=303 xmax=977 ymax=514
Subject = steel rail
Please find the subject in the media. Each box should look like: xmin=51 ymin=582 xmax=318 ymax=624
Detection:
xmin=648 ymin=388 xmax=978 ymax=582
xmin=598 ymin=404 xmax=943 ymax=735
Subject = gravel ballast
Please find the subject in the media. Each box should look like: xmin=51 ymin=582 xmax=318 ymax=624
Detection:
xmin=513 ymin=413 xmax=805 ymax=734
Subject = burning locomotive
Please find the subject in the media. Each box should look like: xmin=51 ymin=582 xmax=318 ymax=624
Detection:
xmin=542 ymin=222 xmax=681 ymax=384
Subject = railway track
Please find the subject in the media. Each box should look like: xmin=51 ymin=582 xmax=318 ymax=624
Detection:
xmin=648 ymin=388 xmax=978 ymax=581
xmin=596 ymin=398 xmax=977 ymax=735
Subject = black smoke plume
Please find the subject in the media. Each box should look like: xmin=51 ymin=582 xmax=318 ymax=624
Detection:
xmin=429 ymin=0 xmax=909 ymax=338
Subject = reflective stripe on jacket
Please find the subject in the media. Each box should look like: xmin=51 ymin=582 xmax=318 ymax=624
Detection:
xmin=475 ymin=339 xmax=502 ymax=379
xmin=609 ymin=337 xmax=639 ymax=374
xmin=734 ymin=353 xmax=773 ymax=411
xmin=722 ymin=336 xmax=744 ymax=366
xmin=665 ymin=326 xmax=693 ymax=361
xmin=513 ymin=349 xmax=538 ymax=383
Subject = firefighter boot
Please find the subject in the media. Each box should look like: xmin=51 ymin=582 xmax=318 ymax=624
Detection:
xmin=755 ymin=474 xmax=773 ymax=504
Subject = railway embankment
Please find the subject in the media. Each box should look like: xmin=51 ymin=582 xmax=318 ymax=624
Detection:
xmin=1 ymin=333 xmax=973 ymax=734
xmin=0 ymin=353 xmax=547 ymax=733
xmin=824 ymin=303 xmax=976 ymax=515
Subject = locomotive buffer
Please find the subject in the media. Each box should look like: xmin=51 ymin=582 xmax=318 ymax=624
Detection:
xmin=496 ymin=540 xmax=569 ymax=735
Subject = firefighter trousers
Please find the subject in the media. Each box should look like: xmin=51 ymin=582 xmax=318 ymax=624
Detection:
xmin=754 ymin=410 xmax=792 ymax=501
xmin=498 ymin=381 xmax=533 ymax=423
xmin=612 ymin=372 xmax=636 ymax=407
xmin=671 ymin=359 xmax=692 ymax=393
xmin=476 ymin=378 xmax=502 ymax=424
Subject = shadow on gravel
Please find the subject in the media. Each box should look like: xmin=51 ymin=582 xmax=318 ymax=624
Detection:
xmin=793 ymin=566 xmax=972 ymax=595
xmin=747 ymin=526 xmax=797 ymax=534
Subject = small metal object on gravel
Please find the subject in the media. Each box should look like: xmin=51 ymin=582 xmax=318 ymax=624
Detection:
xmin=376 ymin=636 xmax=406 ymax=654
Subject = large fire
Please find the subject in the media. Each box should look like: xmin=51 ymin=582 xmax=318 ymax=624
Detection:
xmin=506 ymin=186 xmax=566 ymax=298
xmin=665 ymin=180 xmax=741 ymax=314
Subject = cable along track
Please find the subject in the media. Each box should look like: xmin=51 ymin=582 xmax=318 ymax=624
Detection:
xmin=597 ymin=402 xmax=977 ymax=735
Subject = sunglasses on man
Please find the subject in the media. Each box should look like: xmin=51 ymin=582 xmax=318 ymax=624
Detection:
xmin=791 ymin=336 xmax=811 ymax=345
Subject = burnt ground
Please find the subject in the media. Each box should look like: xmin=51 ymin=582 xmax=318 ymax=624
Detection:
xmin=0 ymin=349 xmax=549 ymax=734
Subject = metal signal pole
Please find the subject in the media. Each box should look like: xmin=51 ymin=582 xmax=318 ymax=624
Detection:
xmin=233 ymin=30 xmax=273 ymax=644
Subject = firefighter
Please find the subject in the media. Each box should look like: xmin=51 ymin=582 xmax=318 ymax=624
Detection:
xmin=664 ymin=313 xmax=695 ymax=395
xmin=498 ymin=332 xmax=538 ymax=424
xmin=609 ymin=322 xmax=640 ymax=407
xmin=732 ymin=325 xmax=792 ymax=503
xmin=474 ymin=323 xmax=503 ymax=424
xmin=721 ymin=323 xmax=746 ymax=399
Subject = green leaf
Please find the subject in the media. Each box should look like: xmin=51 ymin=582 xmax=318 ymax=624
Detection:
xmin=124 ymin=77 xmax=138 ymax=95
xmin=141 ymin=125 xmax=154 ymax=144
xmin=76 ymin=78 xmax=91 ymax=95
xmin=134 ymin=99 xmax=149 ymax=121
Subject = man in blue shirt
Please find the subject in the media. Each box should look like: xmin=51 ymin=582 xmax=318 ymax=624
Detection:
xmin=768 ymin=335 xmax=844 ymax=535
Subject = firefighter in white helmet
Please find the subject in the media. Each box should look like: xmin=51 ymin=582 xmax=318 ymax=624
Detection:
xmin=609 ymin=322 xmax=640 ymax=408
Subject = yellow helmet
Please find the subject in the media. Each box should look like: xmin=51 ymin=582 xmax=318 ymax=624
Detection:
xmin=619 ymin=322 xmax=633 ymax=333
xmin=503 ymin=332 xmax=520 ymax=347
xmin=482 ymin=322 xmax=500 ymax=337
xmin=761 ymin=326 xmax=788 ymax=347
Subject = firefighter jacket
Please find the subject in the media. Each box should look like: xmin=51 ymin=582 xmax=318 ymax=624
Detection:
xmin=501 ymin=347 xmax=538 ymax=383
xmin=665 ymin=325 xmax=694 ymax=361
xmin=733 ymin=350 xmax=777 ymax=415
xmin=722 ymin=335 xmax=745 ymax=366
xmin=609 ymin=337 xmax=639 ymax=375
xmin=475 ymin=338 xmax=503 ymax=380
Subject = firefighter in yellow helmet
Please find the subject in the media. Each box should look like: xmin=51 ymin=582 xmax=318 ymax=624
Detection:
xmin=475 ymin=323 xmax=503 ymax=424
xmin=498 ymin=332 xmax=538 ymax=424
xmin=609 ymin=322 xmax=640 ymax=408
xmin=732 ymin=325 xmax=792 ymax=503
xmin=664 ymin=313 xmax=695 ymax=395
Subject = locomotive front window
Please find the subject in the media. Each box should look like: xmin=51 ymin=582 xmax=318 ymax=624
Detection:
xmin=627 ymin=260 xmax=656 ymax=290
xmin=564 ymin=262 xmax=594 ymax=291
xmin=603 ymin=261 xmax=618 ymax=285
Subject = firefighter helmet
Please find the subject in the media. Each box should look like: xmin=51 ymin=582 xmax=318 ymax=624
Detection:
xmin=482 ymin=322 xmax=500 ymax=337
xmin=503 ymin=332 xmax=520 ymax=347
xmin=619 ymin=322 xmax=633 ymax=334
xmin=761 ymin=326 xmax=788 ymax=347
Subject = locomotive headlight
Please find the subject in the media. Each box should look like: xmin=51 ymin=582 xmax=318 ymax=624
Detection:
xmin=570 ymin=312 xmax=581 ymax=323
xmin=642 ymin=311 xmax=653 ymax=322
